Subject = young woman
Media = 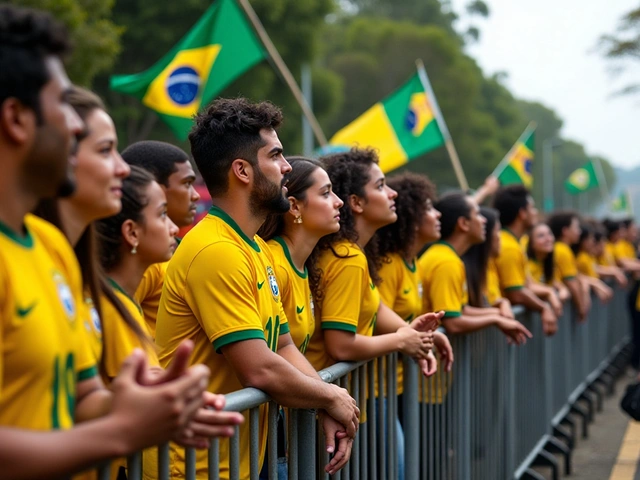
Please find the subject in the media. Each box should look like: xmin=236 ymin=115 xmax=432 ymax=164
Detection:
xmin=574 ymin=224 xmax=614 ymax=303
xmin=594 ymin=226 xmax=627 ymax=287
xmin=462 ymin=207 xmax=514 ymax=317
xmin=258 ymin=157 xmax=343 ymax=354
xmin=526 ymin=223 xmax=570 ymax=305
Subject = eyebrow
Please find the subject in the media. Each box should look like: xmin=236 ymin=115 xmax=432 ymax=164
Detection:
xmin=321 ymin=183 xmax=332 ymax=190
xmin=268 ymin=146 xmax=283 ymax=156
xmin=375 ymin=177 xmax=385 ymax=184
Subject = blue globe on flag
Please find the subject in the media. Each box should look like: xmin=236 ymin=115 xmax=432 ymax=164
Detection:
xmin=166 ymin=66 xmax=200 ymax=105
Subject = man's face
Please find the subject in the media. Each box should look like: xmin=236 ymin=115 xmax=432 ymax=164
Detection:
xmin=248 ymin=128 xmax=291 ymax=216
xmin=22 ymin=57 xmax=83 ymax=198
xmin=165 ymin=161 xmax=200 ymax=228
xmin=466 ymin=198 xmax=486 ymax=244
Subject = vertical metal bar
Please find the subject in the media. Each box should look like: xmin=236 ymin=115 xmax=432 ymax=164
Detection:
xmin=230 ymin=425 xmax=240 ymax=480
xmin=127 ymin=452 xmax=142 ymax=480
xmin=317 ymin=410 xmax=328 ymax=480
xmin=368 ymin=360 xmax=377 ymax=480
xmin=404 ymin=356 xmax=419 ymax=480
xmin=158 ymin=443 xmax=170 ymax=480
xmin=268 ymin=402 xmax=278 ymax=480
xmin=359 ymin=364 xmax=368 ymax=480
xmin=209 ymin=439 xmax=220 ymax=480
xmin=184 ymin=448 xmax=196 ymax=480
xmin=352 ymin=366 xmax=360 ymax=480
xmin=376 ymin=356 xmax=385 ymax=479
xmin=97 ymin=463 xmax=111 ymax=480
xmin=250 ymin=408 xmax=259 ymax=480
xmin=387 ymin=353 xmax=395 ymax=480
xmin=297 ymin=408 xmax=317 ymax=479
xmin=288 ymin=409 xmax=298 ymax=480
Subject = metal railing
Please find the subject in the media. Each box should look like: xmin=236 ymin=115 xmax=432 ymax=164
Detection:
xmin=96 ymin=286 xmax=631 ymax=480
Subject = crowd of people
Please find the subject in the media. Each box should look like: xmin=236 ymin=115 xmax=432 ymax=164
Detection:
xmin=1 ymin=5 xmax=639 ymax=480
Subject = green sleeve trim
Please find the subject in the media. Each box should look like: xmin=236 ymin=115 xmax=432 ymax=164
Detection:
xmin=280 ymin=322 xmax=290 ymax=335
xmin=563 ymin=275 xmax=576 ymax=281
xmin=213 ymin=329 xmax=266 ymax=353
xmin=504 ymin=285 xmax=524 ymax=292
xmin=321 ymin=321 xmax=357 ymax=333
xmin=77 ymin=365 xmax=98 ymax=382
xmin=442 ymin=311 xmax=462 ymax=318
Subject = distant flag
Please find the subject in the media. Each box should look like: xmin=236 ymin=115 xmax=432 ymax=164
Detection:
xmin=565 ymin=159 xmax=600 ymax=195
xmin=328 ymin=72 xmax=445 ymax=173
xmin=110 ymin=0 xmax=266 ymax=140
xmin=611 ymin=190 xmax=632 ymax=214
xmin=495 ymin=123 xmax=536 ymax=188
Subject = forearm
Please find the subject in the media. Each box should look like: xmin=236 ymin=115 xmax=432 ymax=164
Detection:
xmin=279 ymin=343 xmax=320 ymax=379
xmin=464 ymin=305 xmax=500 ymax=316
xmin=75 ymin=389 xmax=113 ymax=423
xmin=619 ymin=259 xmax=640 ymax=272
xmin=374 ymin=302 xmax=407 ymax=334
xmin=505 ymin=287 xmax=546 ymax=312
xmin=441 ymin=314 xmax=498 ymax=335
xmin=529 ymin=282 xmax=554 ymax=301
xmin=0 ymin=418 xmax=131 ymax=480
xmin=326 ymin=331 xmax=403 ymax=362
xmin=565 ymin=279 xmax=586 ymax=310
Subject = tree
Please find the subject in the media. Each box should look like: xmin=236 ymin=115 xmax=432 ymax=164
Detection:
xmin=598 ymin=5 xmax=640 ymax=96
xmin=8 ymin=0 xmax=122 ymax=87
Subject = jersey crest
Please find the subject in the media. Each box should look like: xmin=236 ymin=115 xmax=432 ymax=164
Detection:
xmin=266 ymin=266 xmax=280 ymax=302
xmin=53 ymin=271 xmax=75 ymax=323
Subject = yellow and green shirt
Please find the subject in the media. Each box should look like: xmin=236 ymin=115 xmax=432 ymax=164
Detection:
xmin=418 ymin=241 xmax=468 ymax=319
xmin=267 ymin=237 xmax=314 ymax=354
xmin=305 ymin=240 xmax=380 ymax=372
xmin=495 ymin=229 xmax=527 ymax=294
xmin=485 ymin=259 xmax=502 ymax=306
xmin=527 ymin=258 xmax=554 ymax=285
xmin=614 ymin=239 xmax=636 ymax=262
xmin=134 ymin=261 xmax=167 ymax=339
xmin=152 ymin=206 xmax=288 ymax=480
xmin=0 ymin=215 xmax=96 ymax=431
xmin=554 ymin=242 xmax=578 ymax=281
xmin=576 ymin=251 xmax=598 ymax=278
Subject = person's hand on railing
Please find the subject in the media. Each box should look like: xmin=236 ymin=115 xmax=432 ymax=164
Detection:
xmin=498 ymin=299 xmax=515 ymax=320
xmin=547 ymin=290 xmax=564 ymax=317
xmin=172 ymin=392 xmax=244 ymax=449
xmin=109 ymin=347 xmax=210 ymax=453
xmin=614 ymin=269 xmax=629 ymax=288
xmin=417 ymin=350 xmax=438 ymax=377
xmin=396 ymin=326 xmax=433 ymax=359
xmin=541 ymin=304 xmax=558 ymax=336
xmin=496 ymin=318 xmax=533 ymax=346
xmin=409 ymin=311 xmax=444 ymax=332
xmin=319 ymin=410 xmax=353 ymax=475
xmin=324 ymin=384 xmax=360 ymax=439
xmin=433 ymin=331 xmax=454 ymax=372
xmin=593 ymin=282 xmax=614 ymax=304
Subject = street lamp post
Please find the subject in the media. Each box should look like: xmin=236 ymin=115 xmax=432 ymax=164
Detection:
xmin=543 ymin=138 xmax=562 ymax=212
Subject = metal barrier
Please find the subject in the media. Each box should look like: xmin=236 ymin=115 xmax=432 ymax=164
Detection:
xmin=95 ymin=286 xmax=631 ymax=480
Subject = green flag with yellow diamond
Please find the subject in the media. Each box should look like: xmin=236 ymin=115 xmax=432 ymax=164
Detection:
xmin=110 ymin=0 xmax=266 ymax=140
xmin=565 ymin=159 xmax=599 ymax=195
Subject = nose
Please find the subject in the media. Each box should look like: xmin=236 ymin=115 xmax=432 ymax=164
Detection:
xmin=168 ymin=219 xmax=179 ymax=237
xmin=191 ymin=185 xmax=201 ymax=202
xmin=387 ymin=186 xmax=398 ymax=199
xmin=114 ymin=152 xmax=131 ymax=178
xmin=333 ymin=192 xmax=344 ymax=209
xmin=281 ymin=157 xmax=292 ymax=174
xmin=435 ymin=208 xmax=442 ymax=219
xmin=480 ymin=214 xmax=487 ymax=224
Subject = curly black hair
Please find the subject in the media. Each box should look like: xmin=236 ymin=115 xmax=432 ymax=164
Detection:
xmin=313 ymin=148 xmax=383 ymax=304
xmin=376 ymin=172 xmax=436 ymax=260
xmin=189 ymin=97 xmax=283 ymax=196
xmin=0 ymin=5 xmax=71 ymax=119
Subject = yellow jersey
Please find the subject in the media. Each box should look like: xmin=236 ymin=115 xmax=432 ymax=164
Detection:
xmin=485 ymin=259 xmax=502 ymax=305
xmin=527 ymin=258 xmax=555 ymax=285
xmin=377 ymin=253 xmax=423 ymax=395
xmin=134 ymin=262 xmax=167 ymax=339
xmin=554 ymin=242 xmax=578 ymax=281
xmin=418 ymin=241 xmax=468 ymax=319
xmin=266 ymin=237 xmax=314 ymax=354
xmin=80 ymin=295 xmax=103 ymax=364
xmin=305 ymin=240 xmax=380 ymax=372
xmin=0 ymin=215 xmax=96 ymax=431
xmin=576 ymin=251 xmax=598 ymax=278
xmin=495 ymin=229 xmax=527 ymax=293
xmin=153 ymin=206 xmax=288 ymax=480
xmin=614 ymin=240 xmax=636 ymax=261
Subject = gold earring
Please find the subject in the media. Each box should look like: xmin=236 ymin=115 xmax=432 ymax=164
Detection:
xmin=294 ymin=215 xmax=303 ymax=224
xmin=131 ymin=243 xmax=138 ymax=254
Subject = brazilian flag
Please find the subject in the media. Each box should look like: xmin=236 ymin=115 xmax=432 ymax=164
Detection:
xmin=110 ymin=0 xmax=266 ymax=140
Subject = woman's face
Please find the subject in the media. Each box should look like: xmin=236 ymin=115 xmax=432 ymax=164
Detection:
xmin=359 ymin=163 xmax=398 ymax=229
xmin=71 ymin=109 xmax=130 ymax=220
xmin=296 ymin=167 xmax=343 ymax=237
xmin=416 ymin=198 xmax=441 ymax=244
xmin=531 ymin=223 xmax=555 ymax=254
xmin=581 ymin=234 xmax=596 ymax=255
xmin=135 ymin=181 xmax=179 ymax=266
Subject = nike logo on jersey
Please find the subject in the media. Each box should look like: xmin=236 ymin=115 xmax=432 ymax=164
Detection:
xmin=403 ymin=288 xmax=411 ymax=294
xmin=16 ymin=302 xmax=38 ymax=318
xmin=296 ymin=305 xmax=305 ymax=314
xmin=370 ymin=282 xmax=375 ymax=290
xmin=257 ymin=281 xmax=265 ymax=290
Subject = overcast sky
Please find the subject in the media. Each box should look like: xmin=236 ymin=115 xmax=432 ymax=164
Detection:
xmin=449 ymin=0 xmax=640 ymax=170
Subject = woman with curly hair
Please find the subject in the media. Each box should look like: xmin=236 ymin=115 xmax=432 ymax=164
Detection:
xmin=258 ymin=157 xmax=344 ymax=355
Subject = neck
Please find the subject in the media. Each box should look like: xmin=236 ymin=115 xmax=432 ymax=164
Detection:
xmin=106 ymin=257 xmax=148 ymax=298
xmin=58 ymin=200 xmax=92 ymax=246
xmin=211 ymin=196 xmax=264 ymax=240
xmin=353 ymin=216 xmax=378 ymax=250
xmin=506 ymin=221 xmax=525 ymax=239
xmin=405 ymin=236 xmax=429 ymax=262
xmin=535 ymin=250 xmax=547 ymax=261
xmin=280 ymin=228 xmax=319 ymax=272
xmin=443 ymin=232 xmax=473 ymax=257
xmin=0 ymin=179 xmax=38 ymax=234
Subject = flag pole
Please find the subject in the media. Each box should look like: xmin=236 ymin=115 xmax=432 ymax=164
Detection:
xmin=416 ymin=59 xmax=469 ymax=191
xmin=491 ymin=121 xmax=537 ymax=179
xmin=236 ymin=0 xmax=328 ymax=147
xmin=593 ymin=157 xmax=610 ymax=206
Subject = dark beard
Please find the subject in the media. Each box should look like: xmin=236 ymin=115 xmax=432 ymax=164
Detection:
xmin=249 ymin=164 xmax=290 ymax=216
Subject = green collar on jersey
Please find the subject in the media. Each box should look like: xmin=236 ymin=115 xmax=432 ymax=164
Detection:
xmin=208 ymin=205 xmax=260 ymax=253
xmin=0 ymin=219 xmax=33 ymax=248
xmin=273 ymin=236 xmax=307 ymax=279
xmin=107 ymin=277 xmax=143 ymax=315
xmin=434 ymin=240 xmax=460 ymax=258
xmin=402 ymin=257 xmax=417 ymax=273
